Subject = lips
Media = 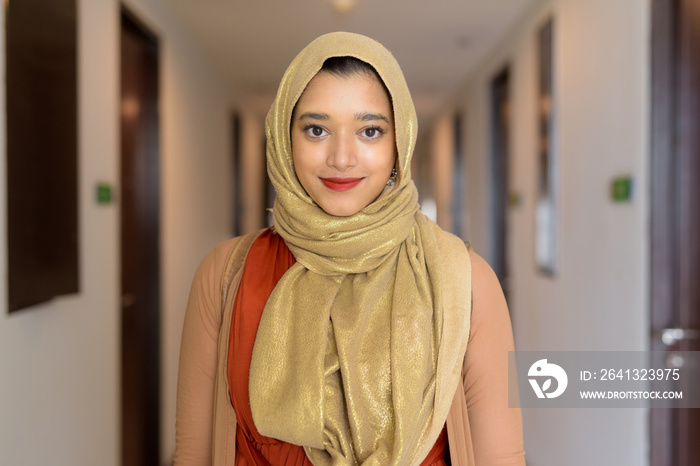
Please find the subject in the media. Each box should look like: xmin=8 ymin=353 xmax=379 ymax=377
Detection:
xmin=320 ymin=177 xmax=364 ymax=191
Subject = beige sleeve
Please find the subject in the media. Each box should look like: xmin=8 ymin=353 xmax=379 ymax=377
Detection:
xmin=462 ymin=250 xmax=526 ymax=464
xmin=174 ymin=240 xmax=235 ymax=465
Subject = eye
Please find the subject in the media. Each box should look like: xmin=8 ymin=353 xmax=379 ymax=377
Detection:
xmin=360 ymin=126 xmax=385 ymax=139
xmin=303 ymin=124 xmax=329 ymax=139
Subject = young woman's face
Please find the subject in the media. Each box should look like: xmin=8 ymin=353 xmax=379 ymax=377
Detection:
xmin=291 ymin=71 xmax=396 ymax=217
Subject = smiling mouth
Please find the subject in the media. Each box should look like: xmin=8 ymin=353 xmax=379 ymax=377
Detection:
xmin=320 ymin=177 xmax=364 ymax=191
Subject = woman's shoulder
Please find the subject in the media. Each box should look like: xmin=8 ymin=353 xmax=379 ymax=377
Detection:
xmin=194 ymin=229 xmax=265 ymax=286
xmin=214 ymin=229 xmax=263 ymax=258
xmin=426 ymin=221 xmax=504 ymax=319
xmin=468 ymin=250 xmax=500 ymax=295
xmin=466 ymin=249 xmax=510 ymax=345
xmin=426 ymin=220 xmax=499 ymax=292
xmin=186 ymin=230 xmax=265 ymax=333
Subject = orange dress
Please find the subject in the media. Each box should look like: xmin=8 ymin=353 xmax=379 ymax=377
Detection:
xmin=227 ymin=228 xmax=447 ymax=465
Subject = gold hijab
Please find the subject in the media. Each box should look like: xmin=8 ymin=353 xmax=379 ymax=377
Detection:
xmin=250 ymin=32 xmax=470 ymax=465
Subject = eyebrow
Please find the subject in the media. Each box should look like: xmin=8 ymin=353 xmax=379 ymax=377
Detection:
xmin=297 ymin=112 xmax=329 ymax=121
xmin=296 ymin=111 xmax=390 ymax=124
xmin=355 ymin=112 xmax=390 ymax=123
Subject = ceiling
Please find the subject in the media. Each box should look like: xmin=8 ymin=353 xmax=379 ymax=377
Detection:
xmin=161 ymin=0 xmax=539 ymax=125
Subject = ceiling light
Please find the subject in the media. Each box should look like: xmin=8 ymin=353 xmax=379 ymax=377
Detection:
xmin=331 ymin=0 xmax=357 ymax=14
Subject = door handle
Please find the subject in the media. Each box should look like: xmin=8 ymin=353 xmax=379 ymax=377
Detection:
xmin=652 ymin=328 xmax=700 ymax=346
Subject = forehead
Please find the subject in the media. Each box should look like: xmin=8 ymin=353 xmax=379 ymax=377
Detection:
xmin=294 ymin=71 xmax=393 ymax=115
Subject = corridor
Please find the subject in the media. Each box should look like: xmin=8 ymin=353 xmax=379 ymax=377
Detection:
xmin=1 ymin=0 xmax=697 ymax=465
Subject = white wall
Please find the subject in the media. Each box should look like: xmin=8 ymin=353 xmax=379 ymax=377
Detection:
xmin=438 ymin=0 xmax=651 ymax=464
xmin=0 ymin=0 xmax=235 ymax=464
xmin=0 ymin=1 xmax=121 ymax=464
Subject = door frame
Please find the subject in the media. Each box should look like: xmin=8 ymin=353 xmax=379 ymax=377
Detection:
xmin=490 ymin=66 xmax=511 ymax=301
xmin=649 ymin=0 xmax=700 ymax=464
xmin=120 ymin=7 xmax=161 ymax=465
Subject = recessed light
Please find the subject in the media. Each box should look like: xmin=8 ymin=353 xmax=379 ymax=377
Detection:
xmin=331 ymin=0 xmax=357 ymax=14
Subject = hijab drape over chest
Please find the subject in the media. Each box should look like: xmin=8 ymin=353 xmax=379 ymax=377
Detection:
xmin=249 ymin=32 xmax=471 ymax=465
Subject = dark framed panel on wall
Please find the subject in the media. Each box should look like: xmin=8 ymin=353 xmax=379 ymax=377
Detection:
xmin=6 ymin=0 xmax=79 ymax=312
xmin=535 ymin=17 xmax=557 ymax=276
xmin=452 ymin=112 xmax=463 ymax=239
xmin=490 ymin=67 xmax=511 ymax=299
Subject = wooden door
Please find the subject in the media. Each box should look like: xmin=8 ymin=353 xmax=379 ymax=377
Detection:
xmin=650 ymin=0 xmax=700 ymax=464
xmin=120 ymin=9 xmax=161 ymax=466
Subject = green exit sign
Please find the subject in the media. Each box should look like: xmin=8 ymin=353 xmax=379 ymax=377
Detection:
xmin=611 ymin=176 xmax=633 ymax=202
xmin=97 ymin=183 xmax=113 ymax=205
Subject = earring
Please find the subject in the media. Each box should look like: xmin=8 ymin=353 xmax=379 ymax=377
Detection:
xmin=386 ymin=168 xmax=397 ymax=186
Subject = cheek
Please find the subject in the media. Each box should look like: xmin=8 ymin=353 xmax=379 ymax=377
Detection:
xmin=291 ymin=150 xmax=306 ymax=184
xmin=291 ymin=141 xmax=315 ymax=195
xmin=377 ymin=138 xmax=397 ymax=173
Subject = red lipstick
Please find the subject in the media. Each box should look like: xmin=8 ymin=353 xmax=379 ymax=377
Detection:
xmin=320 ymin=177 xmax=363 ymax=191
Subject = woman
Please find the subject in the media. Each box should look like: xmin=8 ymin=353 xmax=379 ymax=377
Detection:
xmin=175 ymin=32 xmax=525 ymax=465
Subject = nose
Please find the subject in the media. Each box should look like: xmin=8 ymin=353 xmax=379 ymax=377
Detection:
xmin=327 ymin=133 xmax=357 ymax=171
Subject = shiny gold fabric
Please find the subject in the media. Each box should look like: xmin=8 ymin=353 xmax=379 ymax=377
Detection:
xmin=249 ymin=32 xmax=470 ymax=465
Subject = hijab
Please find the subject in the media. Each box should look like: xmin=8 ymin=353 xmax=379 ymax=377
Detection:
xmin=250 ymin=32 xmax=470 ymax=465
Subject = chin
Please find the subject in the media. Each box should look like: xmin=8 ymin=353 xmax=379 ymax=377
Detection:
xmin=319 ymin=203 xmax=362 ymax=217
xmin=323 ymin=208 xmax=360 ymax=217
